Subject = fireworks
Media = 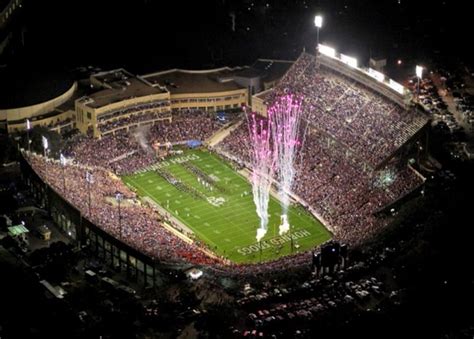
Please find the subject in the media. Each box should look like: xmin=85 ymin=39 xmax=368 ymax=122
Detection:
xmin=247 ymin=113 xmax=275 ymax=242
xmin=269 ymin=94 xmax=304 ymax=236
xmin=247 ymin=93 xmax=304 ymax=243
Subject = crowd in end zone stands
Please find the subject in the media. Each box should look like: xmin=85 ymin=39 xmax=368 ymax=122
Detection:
xmin=24 ymin=52 xmax=427 ymax=274
xmin=65 ymin=110 xmax=221 ymax=175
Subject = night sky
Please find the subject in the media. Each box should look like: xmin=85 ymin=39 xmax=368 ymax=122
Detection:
xmin=11 ymin=0 xmax=472 ymax=74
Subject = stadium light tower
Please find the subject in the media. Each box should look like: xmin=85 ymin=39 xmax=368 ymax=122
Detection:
xmin=115 ymin=192 xmax=123 ymax=239
xmin=42 ymin=136 xmax=48 ymax=158
xmin=314 ymin=15 xmax=323 ymax=53
xmin=86 ymin=171 xmax=94 ymax=216
xmin=26 ymin=119 xmax=31 ymax=152
xmin=416 ymin=65 xmax=423 ymax=101
xmin=60 ymin=153 xmax=66 ymax=191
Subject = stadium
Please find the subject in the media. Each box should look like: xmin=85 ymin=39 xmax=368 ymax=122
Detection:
xmin=16 ymin=46 xmax=430 ymax=284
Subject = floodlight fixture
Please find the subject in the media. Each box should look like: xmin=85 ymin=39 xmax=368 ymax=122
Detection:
xmin=314 ymin=15 xmax=323 ymax=28
xmin=416 ymin=65 xmax=423 ymax=79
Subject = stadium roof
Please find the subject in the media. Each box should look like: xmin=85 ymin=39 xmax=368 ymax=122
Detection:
xmin=233 ymin=68 xmax=261 ymax=78
xmin=91 ymin=69 xmax=134 ymax=88
xmin=141 ymin=68 xmax=245 ymax=94
xmin=251 ymin=59 xmax=294 ymax=83
xmin=0 ymin=67 xmax=74 ymax=109
xmin=254 ymin=88 xmax=274 ymax=101
xmin=85 ymin=77 xmax=166 ymax=109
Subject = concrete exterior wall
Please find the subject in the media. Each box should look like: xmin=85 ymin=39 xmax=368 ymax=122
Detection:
xmin=1 ymin=82 xmax=77 ymax=132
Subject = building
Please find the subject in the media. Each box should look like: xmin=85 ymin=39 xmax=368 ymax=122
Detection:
xmin=141 ymin=67 xmax=247 ymax=113
xmin=75 ymin=69 xmax=171 ymax=138
xmin=1 ymin=59 xmax=292 ymax=137
xmin=0 ymin=69 xmax=77 ymax=134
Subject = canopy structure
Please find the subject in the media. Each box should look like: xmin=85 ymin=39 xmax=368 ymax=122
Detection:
xmin=187 ymin=140 xmax=202 ymax=148
xmin=16 ymin=206 xmax=48 ymax=215
xmin=8 ymin=224 xmax=29 ymax=237
xmin=217 ymin=111 xmax=227 ymax=122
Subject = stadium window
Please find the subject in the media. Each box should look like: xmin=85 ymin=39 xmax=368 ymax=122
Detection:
xmin=137 ymin=260 xmax=144 ymax=272
xmin=120 ymin=250 xmax=127 ymax=262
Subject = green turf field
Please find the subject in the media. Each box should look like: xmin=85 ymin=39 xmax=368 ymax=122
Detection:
xmin=122 ymin=149 xmax=331 ymax=264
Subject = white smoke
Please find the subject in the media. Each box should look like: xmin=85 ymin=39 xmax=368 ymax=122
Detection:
xmin=229 ymin=12 xmax=236 ymax=32
xmin=279 ymin=214 xmax=290 ymax=236
xmin=133 ymin=125 xmax=153 ymax=155
xmin=256 ymin=227 xmax=267 ymax=243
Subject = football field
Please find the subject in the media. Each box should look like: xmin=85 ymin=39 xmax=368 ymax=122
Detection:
xmin=122 ymin=149 xmax=331 ymax=264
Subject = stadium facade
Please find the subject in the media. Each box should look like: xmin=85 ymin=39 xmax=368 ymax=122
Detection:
xmin=1 ymin=59 xmax=292 ymax=136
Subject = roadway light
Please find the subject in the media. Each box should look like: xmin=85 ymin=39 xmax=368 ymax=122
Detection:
xmin=60 ymin=153 xmax=67 ymax=190
xmin=86 ymin=171 xmax=94 ymax=216
xmin=416 ymin=65 xmax=423 ymax=78
xmin=26 ymin=119 xmax=31 ymax=152
xmin=42 ymin=136 xmax=48 ymax=157
xmin=314 ymin=15 xmax=323 ymax=28
xmin=416 ymin=65 xmax=423 ymax=101
xmin=115 ymin=192 xmax=123 ymax=239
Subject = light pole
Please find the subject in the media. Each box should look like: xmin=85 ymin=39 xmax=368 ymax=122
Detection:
xmin=60 ymin=153 xmax=66 ymax=191
xmin=314 ymin=15 xmax=323 ymax=54
xmin=86 ymin=171 xmax=93 ymax=217
xmin=416 ymin=65 xmax=423 ymax=102
xmin=26 ymin=119 xmax=31 ymax=152
xmin=42 ymin=136 xmax=48 ymax=158
xmin=115 ymin=192 xmax=123 ymax=239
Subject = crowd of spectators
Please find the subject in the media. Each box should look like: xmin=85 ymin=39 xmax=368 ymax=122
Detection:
xmin=219 ymin=53 xmax=428 ymax=245
xmin=219 ymin=117 xmax=423 ymax=246
xmin=65 ymin=110 xmax=222 ymax=175
xmin=98 ymin=101 xmax=170 ymax=122
xmin=99 ymin=110 xmax=171 ymax=134
xmin=275 ymin=52 xmax=428 ymax=168
xmin=25 ymin=153 xmax=222 ymax=266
